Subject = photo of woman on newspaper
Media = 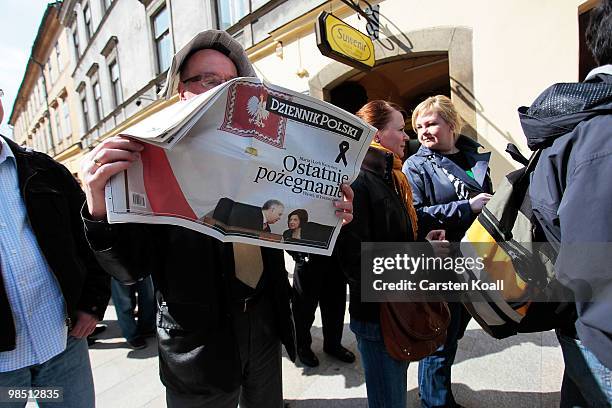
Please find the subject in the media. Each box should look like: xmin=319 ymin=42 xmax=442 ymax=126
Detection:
xmin=283 ymin=209 xmax=309 ymax=242
xmin=280 ymin=208 xmax=335 ymax=247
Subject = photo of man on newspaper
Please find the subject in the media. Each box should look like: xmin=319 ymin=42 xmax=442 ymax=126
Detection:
xmin=211 ymin=197 xmax=285 ymax=233
xmin=202 ymin=199 xmax=335 ymax=247
xmin=203 ymin=197 xmax=285 ymax=241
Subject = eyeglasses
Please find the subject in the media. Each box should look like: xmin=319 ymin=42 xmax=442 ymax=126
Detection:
xmin=181 ymin=74 xmax=234 ymax=90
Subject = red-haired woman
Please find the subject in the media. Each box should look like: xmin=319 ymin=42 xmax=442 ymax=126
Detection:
xmin=336 ymin=100 xmax=446 ymax=408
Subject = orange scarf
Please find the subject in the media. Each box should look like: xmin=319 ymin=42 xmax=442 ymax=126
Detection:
xmin=370 ymin=141 xmax=419 ymax=240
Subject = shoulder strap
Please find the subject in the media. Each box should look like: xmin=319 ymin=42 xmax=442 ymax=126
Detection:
xmin=426 ymin=155 xmax=471 ymax=200
xmin=505 ymin=143 xmax=529 ymax=166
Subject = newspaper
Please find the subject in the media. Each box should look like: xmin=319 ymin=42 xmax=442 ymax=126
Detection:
xmin=105 ymin=77 xmax=376 ymax=255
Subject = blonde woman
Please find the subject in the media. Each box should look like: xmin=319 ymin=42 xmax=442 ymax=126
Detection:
xmin=403 ymin=95 xmax=493 ymax=408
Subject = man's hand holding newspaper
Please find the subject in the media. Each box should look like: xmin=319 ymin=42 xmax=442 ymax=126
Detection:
xmin=82 ymin=136 xmax=144 ymax=220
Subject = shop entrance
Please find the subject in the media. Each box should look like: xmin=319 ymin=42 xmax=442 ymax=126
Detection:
xmin=328 ymin=53 xmax=451 ymax=158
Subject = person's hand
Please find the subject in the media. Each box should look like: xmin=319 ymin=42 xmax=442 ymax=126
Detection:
xmin=425 ymin=229 xmax=451 ymax=257
xmin=469 ymin=193 xmax=493 ymax=214
xmin=334 ymin=183 xmax=354 ymax=225
xmin=425 ymin=229 xmax=445 ymax=241
xmin=69 ymin=311 xmax=99 ymax=338
xmin=81 ymin=135 xmax=144 ymax=220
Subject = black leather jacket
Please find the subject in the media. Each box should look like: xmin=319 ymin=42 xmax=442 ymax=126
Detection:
xmin=83 ymin=211 xmax=296 ymax=394
xmin=336 ymin=147 xmax=417 ymax=322
xmin=0 ymin=137 xmax=110 ymax=351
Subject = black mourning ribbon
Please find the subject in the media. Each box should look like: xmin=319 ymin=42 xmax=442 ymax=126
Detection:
xmin=335 ymin=141 xmax=350 ymax=167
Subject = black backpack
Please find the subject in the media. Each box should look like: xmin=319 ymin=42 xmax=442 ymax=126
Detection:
xmin=458 ymin=144 xmax=575 ymax=339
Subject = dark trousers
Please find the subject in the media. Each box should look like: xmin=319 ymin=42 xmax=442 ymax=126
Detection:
xmin=111 ymin=277 xmax=155 ymax=342
xmin=418 ymin=302 xmax=472 ymax=408
xmin=165 ymin=295 xmax=283 ymax=408
xmin=291 ymin=253 xmax=347 ymax=350
xmin=351 ymin=319 xmax=409 ymax=408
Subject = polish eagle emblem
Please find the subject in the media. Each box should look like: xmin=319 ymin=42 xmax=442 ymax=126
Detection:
xmin=247 ymin=94 xmax=269 ymax=127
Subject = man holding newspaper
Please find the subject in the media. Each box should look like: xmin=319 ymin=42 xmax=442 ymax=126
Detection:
xmin=80 ymin=30 xmax=354 ymax=408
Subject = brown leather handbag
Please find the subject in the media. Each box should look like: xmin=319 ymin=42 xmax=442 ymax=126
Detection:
xmin=380 ymin=301 xmax=450 ymax=361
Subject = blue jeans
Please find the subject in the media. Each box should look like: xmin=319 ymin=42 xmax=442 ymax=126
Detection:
xmin=111 ymin=277 xmax=155 ymax=342
xmin=418 ymin=302 xmax=471 ymax=408
xmin=0 ymin=336 xmax=94 ymax=408
xmin=350 ymin=318 xmax=408 ymax=408
xmin=557 ymin=332 xmax=612 ymax=408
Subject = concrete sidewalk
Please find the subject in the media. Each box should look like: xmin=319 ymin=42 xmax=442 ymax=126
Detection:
xmin=84 ymin=310 xmax=563 ymax=407
xmin=82 ymin=255 xmax=564 ymax=407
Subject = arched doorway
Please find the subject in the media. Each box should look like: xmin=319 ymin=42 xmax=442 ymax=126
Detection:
xmin=309 ymin=26 xmax=517 ymax=178
xmin=325 ymin=53 xmax=451 ymax=158
xmin=309 ymin=26 xmax=474 ymax=135
xmin=343 ymin=53 xmax=450 ymax=110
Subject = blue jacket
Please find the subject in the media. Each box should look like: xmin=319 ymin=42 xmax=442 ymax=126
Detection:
xmin=521 ymin=69 xmax=612 ymax=370
xmin=402 ymin=136 xmax=492 ymax=241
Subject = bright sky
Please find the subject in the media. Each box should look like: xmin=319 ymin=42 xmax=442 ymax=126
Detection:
xmin=0 ymin=0 xmax=51 ymax=139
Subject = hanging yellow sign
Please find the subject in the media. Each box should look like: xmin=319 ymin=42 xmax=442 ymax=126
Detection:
xmin=316 ymin=12 xmax=375 ymax=70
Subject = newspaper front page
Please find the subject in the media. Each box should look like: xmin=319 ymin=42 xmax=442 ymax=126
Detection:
xmin=105 ymin=78 xmax=376 ymax=255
